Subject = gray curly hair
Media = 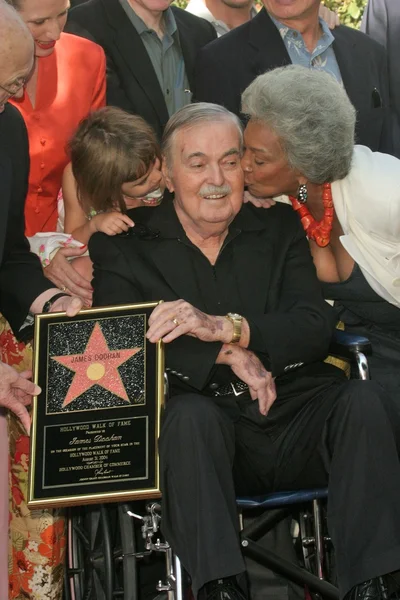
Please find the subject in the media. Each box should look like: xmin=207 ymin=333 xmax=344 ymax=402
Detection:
xmin=241 ymin=65 xmax=356 ymax=183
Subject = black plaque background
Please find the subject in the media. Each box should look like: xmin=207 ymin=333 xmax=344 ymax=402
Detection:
xmin=29 ymin=304 xmax=163 ymax=508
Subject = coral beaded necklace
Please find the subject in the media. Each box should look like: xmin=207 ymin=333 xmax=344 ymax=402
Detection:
xmin=289 ymin=183 xmax=334 ymax=248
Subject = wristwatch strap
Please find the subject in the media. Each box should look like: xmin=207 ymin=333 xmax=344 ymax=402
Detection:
xmin=42 ymin=293 xmax=71 ymax=314
xmin=226 ymin=314 xmax=242 ymax=343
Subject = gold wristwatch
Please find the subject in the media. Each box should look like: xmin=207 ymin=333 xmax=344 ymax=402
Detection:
xmin=226 ymin=312 xmax=243 ymax=343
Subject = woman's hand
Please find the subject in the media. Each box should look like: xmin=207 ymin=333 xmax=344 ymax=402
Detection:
xmin=217 ymin=344 xmax=276 ymax=415
xmin=147 ymin=300 xmax=234 ymax=344
xmin=244 ymin=190 xmax=276 ymax=208
xmin=0 ymin=362 xmax=41 ymax=434
xmin=44 ymin=246 xmax=93 ymax=304
xmin=92 ymin=212 xmax=134 ymax=236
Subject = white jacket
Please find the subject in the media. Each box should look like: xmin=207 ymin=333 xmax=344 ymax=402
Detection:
xmin=332 ymin=145 xmax=400 ymax=307
xmin=277 ymin=146 xmax=400 ymax=307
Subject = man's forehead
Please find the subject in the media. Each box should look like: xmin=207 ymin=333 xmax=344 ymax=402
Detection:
xmin=177 ymin=122 xmax=241 ymax=157
xmin=0 ymin=35 xmax=34 ymax=85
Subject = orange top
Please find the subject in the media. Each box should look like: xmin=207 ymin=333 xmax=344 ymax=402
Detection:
xmin=11 ymin=33 xmax=106 ymax=236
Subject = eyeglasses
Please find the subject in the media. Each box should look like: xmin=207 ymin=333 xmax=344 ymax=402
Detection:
xmin=0 ymin=78 xmax=27 ymax=98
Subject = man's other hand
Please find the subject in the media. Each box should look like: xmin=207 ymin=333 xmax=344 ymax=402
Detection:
xmin=217 ymin=345 xmax=276 ymax=416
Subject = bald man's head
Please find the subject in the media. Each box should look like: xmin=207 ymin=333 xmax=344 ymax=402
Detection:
xmin=0 ymin=0 xmax=34 ymax=112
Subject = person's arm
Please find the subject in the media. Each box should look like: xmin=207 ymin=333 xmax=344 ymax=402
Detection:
xmin=91 ymin=44 xmax=106 ymax=109
xmin=105 ymin=53 xmax=137 ymax=114
xmin=146 ymin=212 xmax=336 ymax=378
xmin=0 ymin=110 xmax=53 ymax=333
xmin=360 ymin=0 xmax=388 ymax=45
xmin=62 ymin=163 xmax=89 ymax=239
xmin=360 ymin=2 xmax=399 ymax=156
xmin=90 ymin=232 xmax=225 ymax=390
xmin=63 ymin=164 xmax=135 ymax=244
xmin=243 ymin=217 xmax=336 ymax=376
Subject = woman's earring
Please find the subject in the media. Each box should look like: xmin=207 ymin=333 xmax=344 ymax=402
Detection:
xmin=297 ymin=183 xmax=308 ymax=204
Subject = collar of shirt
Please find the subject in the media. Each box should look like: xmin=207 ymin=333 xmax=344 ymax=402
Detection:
xmin=119 ymin=0 xmax=177 ymax=37
xmin=269 ymin=13 xmax=342 ymax=82
xmin=269 ymin=14 xmax=334 ymax=59
xmin=130 ymin=194 xmax=266 ymax=244
xmin=185 ymin=0 xmax=257 ymax=36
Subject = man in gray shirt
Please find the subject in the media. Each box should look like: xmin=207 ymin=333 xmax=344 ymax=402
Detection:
xmin=66 ymin=0 xmax=216 ymax=139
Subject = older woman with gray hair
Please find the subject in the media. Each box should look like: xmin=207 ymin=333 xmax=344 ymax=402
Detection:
xmin=241 ymin=64 xmax=400 ymax=395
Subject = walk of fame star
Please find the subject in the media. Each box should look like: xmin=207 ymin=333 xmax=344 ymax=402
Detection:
xmin=52 ymin=322 xmax=142 ymax=407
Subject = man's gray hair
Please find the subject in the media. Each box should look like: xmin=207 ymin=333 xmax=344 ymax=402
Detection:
xmin=241 ymin=65 xmax=356 ymax=183
xmin=0 ymin=0 xmax=33 ymax=69
xmin=162 ymin=102 xmax=243 ymax=168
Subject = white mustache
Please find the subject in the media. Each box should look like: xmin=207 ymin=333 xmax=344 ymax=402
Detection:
xmin=200 ymin=185 xmax=232 ymax=197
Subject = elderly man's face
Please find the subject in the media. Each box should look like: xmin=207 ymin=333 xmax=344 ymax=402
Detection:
xmin=263 ymin=0 xmax=320 ymax=23
xmin=242 ymin=120 xmax=299 ymax=198
xmin=0 ymin=42 xmax=34 ymax=113
xmin=164 ymin=121 xmax=244 ymax=231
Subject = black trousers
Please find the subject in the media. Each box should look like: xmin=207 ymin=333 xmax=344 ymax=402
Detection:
xmin=159 ymin=371 xmax=400 ymax=598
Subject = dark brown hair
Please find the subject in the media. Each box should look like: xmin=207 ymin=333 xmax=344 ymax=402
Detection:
xmin=69 ymin=106 xmax=160 ymax=215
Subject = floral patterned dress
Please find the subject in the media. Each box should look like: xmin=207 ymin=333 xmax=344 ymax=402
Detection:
xmin=1 ymin=308 xmax=66 ymax=599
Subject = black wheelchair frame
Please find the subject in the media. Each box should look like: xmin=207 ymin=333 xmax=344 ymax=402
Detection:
xmin=63 ymin=330 xmax=371 ymax=600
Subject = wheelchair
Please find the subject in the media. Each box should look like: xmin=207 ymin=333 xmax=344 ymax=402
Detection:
xmin=63 ymin=330 xmax=371 ymax=600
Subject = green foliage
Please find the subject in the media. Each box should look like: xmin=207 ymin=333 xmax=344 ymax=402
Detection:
xmin=322 ymin=0 xmax=368 ymax=29
xmin=173 ymin=0 xmax=369 ymax=29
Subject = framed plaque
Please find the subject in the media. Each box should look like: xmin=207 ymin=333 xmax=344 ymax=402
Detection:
xmin=28 ymin=302 xmax=164 ymax=509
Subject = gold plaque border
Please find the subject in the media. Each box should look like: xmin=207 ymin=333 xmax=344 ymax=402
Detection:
xmin=28 ymin=301 xmax=164 ymax=509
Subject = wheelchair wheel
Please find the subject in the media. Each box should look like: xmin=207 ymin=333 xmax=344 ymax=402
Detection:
xmin=65 ymin=503 xmax=138 ymax=600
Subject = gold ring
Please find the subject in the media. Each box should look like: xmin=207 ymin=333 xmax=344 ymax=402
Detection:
xmin=60 ymin=285 xmax=67 ymax=292
xmin=172 ymin=318 xmax=179 ymax=327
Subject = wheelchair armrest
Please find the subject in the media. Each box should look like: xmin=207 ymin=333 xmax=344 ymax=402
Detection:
xmin=329 ymin=329 xmax=372 ymax=361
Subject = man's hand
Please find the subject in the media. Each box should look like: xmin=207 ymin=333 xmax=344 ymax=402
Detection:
xmin=319 ymin=4 xmax=340 ymax=29
xmin=91 ymin=212 xmax=134 ymax=236
xmin=244 ymin=190 xmax=276 ymax=209
xmin=44 ymin=246 xmax=93 ymax=304
xmin=49 ymin=295 xmax=83 ymax=317
xmin=147 ymin=299 xmax=236 ymax=344
xmin=0 ymin=362 xmax=41 ymax=433
xmin=217 ymin=345 xmax=276 ymax=416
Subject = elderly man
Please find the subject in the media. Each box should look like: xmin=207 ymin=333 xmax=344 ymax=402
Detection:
xmin=65 ymin=0 xmax=216 ymax=139
xmin=194 ymin=0 xmax=398 ymax=156
xmin=89 ymin=103 xmax=400 ymax=600
xmin=0 ymin=3 xmax=82 ymax=594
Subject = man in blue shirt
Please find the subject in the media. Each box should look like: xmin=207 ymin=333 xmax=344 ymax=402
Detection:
xmin=194 ymin=0 xmax=398 ymax=156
